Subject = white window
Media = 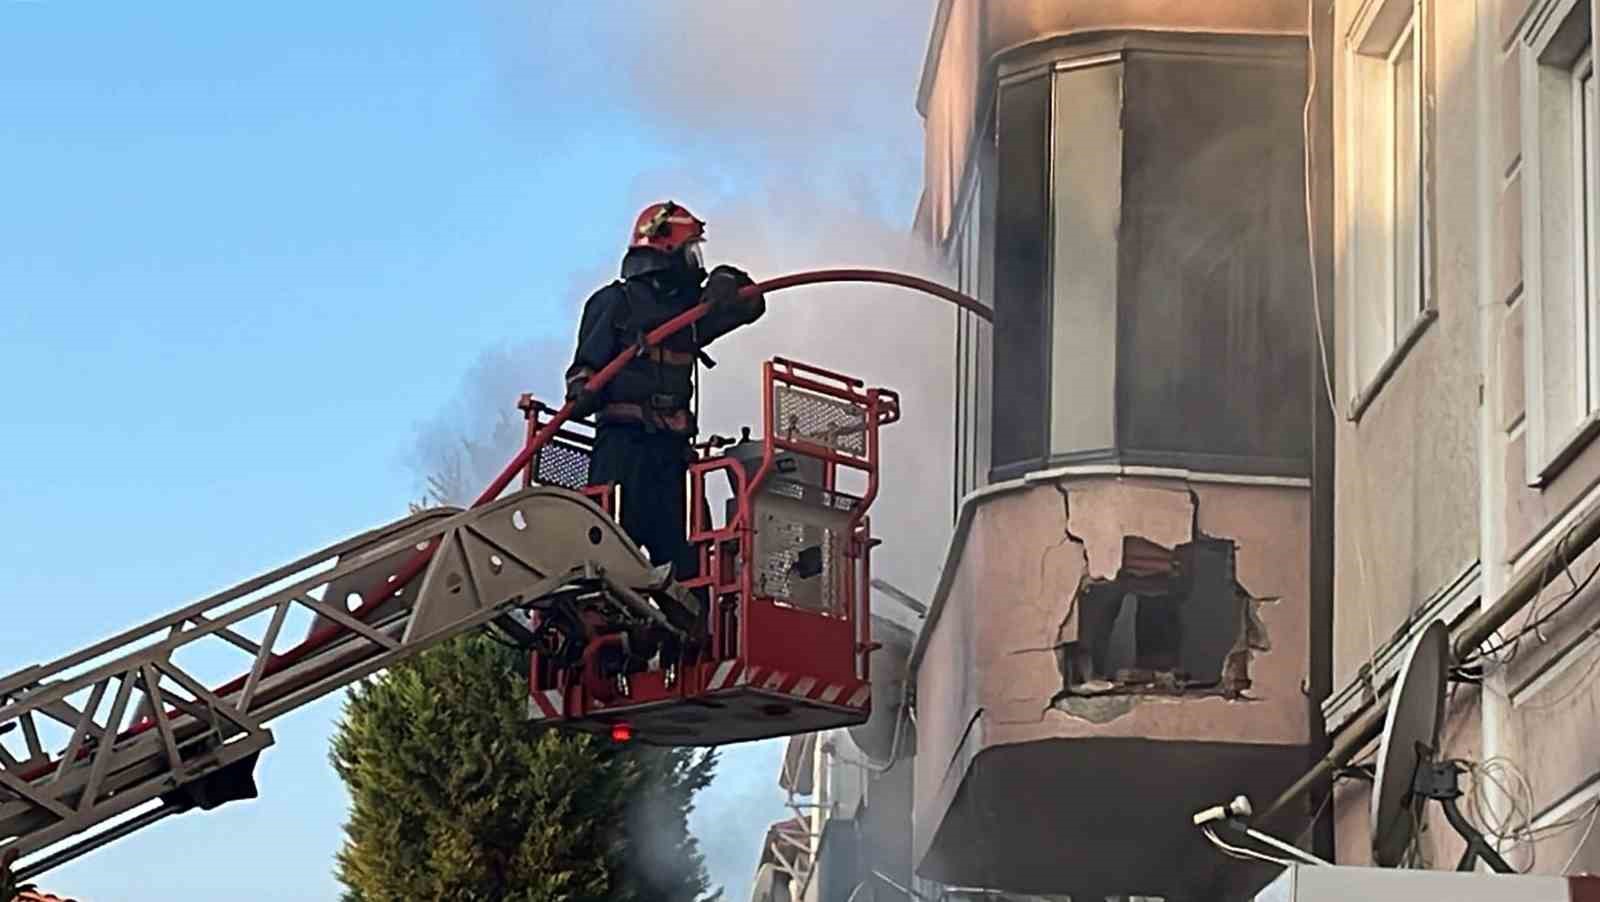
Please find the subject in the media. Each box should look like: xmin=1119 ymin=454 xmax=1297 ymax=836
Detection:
xmin=1521 ymin=0 xmax=1599 ymax=484
xmin=1343 ymin=0 xmax=1431 ymax=416
xmin=950 ymin=161 xmax=992 ymax=509
xmin=1574 ymin=47 xmax=1598 ymax=415
xmin=1391 ymin=21 xmax=1423 ymax=335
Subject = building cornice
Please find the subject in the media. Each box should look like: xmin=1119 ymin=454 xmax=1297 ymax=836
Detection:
xmin=916 ymin=1 xmax=1308 ymax=120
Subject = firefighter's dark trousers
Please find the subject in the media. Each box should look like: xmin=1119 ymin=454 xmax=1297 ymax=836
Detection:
xmin=588 ymin=424 xmax=699 ymax=584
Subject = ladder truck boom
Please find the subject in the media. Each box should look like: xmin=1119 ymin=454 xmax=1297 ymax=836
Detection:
xmin=0 ymin=487 xmax=672 ymax=881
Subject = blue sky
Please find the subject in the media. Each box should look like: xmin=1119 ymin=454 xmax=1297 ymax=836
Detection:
xmin=1 ymin=2 xmax=931 ymax=898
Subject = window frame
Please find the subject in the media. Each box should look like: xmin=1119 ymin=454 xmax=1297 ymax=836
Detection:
xmin=988 ymin=69 xmax=1054 ymax=479
xmin=1520 ymin=0 xmax=1600 ymax=486
xmin=949 ymin=120 xmax=994 ymax=511
xmin=1574 ymin=46 xmax=1598 ymax=417
xmin=1389 ymin=20 xmax=1424 ymax=336
xmin=1342 ymin=0 xmax=1436 ymax=421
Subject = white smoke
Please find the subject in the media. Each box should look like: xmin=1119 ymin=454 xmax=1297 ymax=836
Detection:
xmin=412 ymin=2 xmax=947 ymax=897
xmin=485 ymin=0 xmax=930 ymax=186
xmin=675 ymin=188 xmax=956 ymax=604
xmin=406 ymin=338 xmax=567 ymax=506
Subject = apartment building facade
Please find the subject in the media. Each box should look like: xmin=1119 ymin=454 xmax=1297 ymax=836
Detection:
xmin=756 ymin=2 xmax=1331 ymax=900
xmin=755 ymin=0 xmax=1600 ymax=897
xmin=1323 ymin=0 xmax=1600 ymax=875
xmin=910 ymin=3 xmax=1323 ymax=898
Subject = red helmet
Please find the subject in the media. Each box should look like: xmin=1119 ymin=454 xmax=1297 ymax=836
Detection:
xmin=630 ymin=201 xmax=706 ymax=269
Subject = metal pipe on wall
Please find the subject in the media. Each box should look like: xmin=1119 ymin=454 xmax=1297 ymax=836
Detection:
xmin=1262 ymin=496 xmax=1600 ymax=820
xmin=1473 ymin=0 xmax=1520 ymax=865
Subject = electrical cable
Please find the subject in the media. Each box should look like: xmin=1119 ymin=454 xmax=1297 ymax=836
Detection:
xmin=1530 ymin=532 xmax=1587 ymax=649
xmin=1562 ymin=801 xmax=1600 ymax=873
xmin=1463 ymin=756 xmax=1539 ymax=871
xmin=1294 ymin=782 xmax=1338 ymax=847
xmin=1266 ymin=501 xmax=1600 ymax=825
xmin=1469 ymin=548 xmax=1600 ymax=664
xmin=1521 ymin=800 xmax=1600 ymax=843
xmin=1454 ymin=756 xmax=1600 ymax=874
xmin=1293 ymin=747 xmax=1377 ymax=847
xmin=1202 ymin=825 xmax=1293 ymax=867
xmin=1463 ymin=516 xmax=1600 ymax=667
xmin=1302 ymin=0 xmax=1339 ymax=419
xmin=1518 ymin=645 xmax=1600 ymax=711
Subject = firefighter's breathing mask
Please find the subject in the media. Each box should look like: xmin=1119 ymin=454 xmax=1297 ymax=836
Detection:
xmin=681 ymin=240 xmax=705 ymax=273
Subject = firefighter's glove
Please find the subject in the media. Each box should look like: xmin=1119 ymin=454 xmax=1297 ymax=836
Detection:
xmin=704 ymin=265 xmax=766 ymax=325
xmin=564 ymin=368 xmax=600 ymax=418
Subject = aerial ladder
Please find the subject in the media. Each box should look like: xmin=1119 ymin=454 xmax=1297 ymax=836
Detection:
xmin=0 ymin=270 xmax=988 ymax=883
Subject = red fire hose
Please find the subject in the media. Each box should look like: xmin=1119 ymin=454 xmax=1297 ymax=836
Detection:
xmin=101 ymin=268 xmax=988 ymax=752
xmin=478 ymin=268 xmax=989 ymax=504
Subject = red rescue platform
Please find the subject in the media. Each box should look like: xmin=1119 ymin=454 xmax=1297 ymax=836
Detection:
xmin=518 ymin=357 xmax=900 ymax=746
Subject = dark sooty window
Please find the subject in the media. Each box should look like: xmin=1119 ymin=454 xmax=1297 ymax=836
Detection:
xmin=991 ymin=73 xmax=1051 ymax=475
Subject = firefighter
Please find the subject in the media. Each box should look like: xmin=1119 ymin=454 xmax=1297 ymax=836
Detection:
xmin=563 ymin=201 xmax=767 ymax=634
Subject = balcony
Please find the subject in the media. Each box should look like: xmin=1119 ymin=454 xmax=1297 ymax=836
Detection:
xmin=912 ymin=4 xmax=1317 ymax=897
xmin=910 ymin=476 xmax=1310 ymax=898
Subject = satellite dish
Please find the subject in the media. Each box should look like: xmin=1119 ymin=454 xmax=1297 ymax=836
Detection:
xmin=1370 ymin=618 xmax=1450 ymax=866
xmin=1198 ymin=618 xmax=1508 ymax=872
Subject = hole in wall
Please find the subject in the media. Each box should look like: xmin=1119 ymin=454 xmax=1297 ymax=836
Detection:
xmin=1057 ymin=533 xmax=1267 ymax=704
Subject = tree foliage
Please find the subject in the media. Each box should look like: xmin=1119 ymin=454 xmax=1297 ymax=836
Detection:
xmin=331 ymin=633 xmax=721 ymax=902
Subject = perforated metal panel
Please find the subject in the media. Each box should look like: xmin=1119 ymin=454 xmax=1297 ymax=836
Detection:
xmin=757 ymin=514 xmax=838 ymax=612
xmin=535 ymin=439 xmax=592 ymax=490
xmin=773 ymin=384 xmax=868 ymax=457
xmin=753 ymin=496 xmax=849 ymax=616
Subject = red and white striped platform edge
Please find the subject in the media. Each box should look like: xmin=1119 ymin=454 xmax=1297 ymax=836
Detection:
xmin=528 ymin=659 xmax=868 ymax=722
xmin=529 ymin=687 xmax=566 ymax=720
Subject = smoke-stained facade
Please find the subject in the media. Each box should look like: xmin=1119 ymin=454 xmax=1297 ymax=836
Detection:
xmin=911 ymin=3 xmax=1323 ymax=899
xmin=748 ymin=3 xmax=1329 ymax=901
xmin=937 ymin=29 xmax=1319 ymax=486
xmin=741 ymin=0 xmax=1600 ymax=897
xmin=751 ymin=0 xmax=1600 ymax=898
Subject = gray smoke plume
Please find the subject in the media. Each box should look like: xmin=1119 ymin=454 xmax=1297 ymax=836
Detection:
xmin=485 ymin=0 xmax=929 ymax=179
xmin=672 ymin=188 xmax=956 ymax=604
xmin=405 ymin=338 xmax=566 ymax=507
xmin=411 ymin=3 xmax=945 ymax=897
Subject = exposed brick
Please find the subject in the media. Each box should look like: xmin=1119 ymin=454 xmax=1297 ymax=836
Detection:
xmin=1501 ymin=53 xmax=1522 ymax=175
xmin=1502 ymin=0 xmax=1536 ymax=49
xmin=1500 ymin=299 xmax=1526 ymax=431
xmin=1499 ymin=171 xmax=1525 ymax=305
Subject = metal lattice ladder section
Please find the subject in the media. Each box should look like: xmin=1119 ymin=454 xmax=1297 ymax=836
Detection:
xmin=0 ymin=486 xmax=665 ymax=880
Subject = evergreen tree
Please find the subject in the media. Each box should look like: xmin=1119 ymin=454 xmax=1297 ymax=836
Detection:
xmin=330 ymin=632 xmax=721 ymax=901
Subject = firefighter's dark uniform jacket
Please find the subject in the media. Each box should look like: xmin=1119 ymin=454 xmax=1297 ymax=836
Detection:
xmin=565 ymin=268 xmax=763 ymax=433
xmin=564 ymin=267 xmax=765 ymax=585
